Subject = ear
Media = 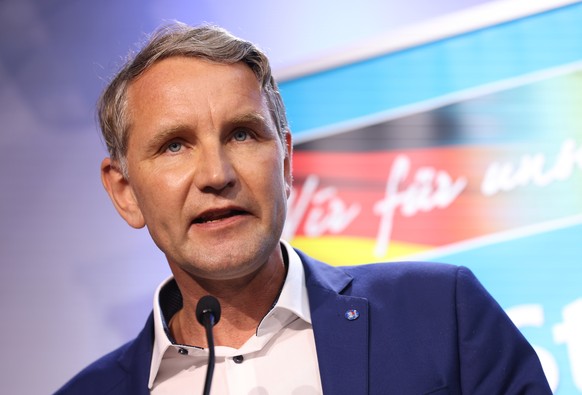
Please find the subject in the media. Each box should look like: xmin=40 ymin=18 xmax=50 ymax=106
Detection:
xmin=101 ymin=158 xmax=146 ymax=229
xmin=283 ymin=131 xmax=293 ymax=198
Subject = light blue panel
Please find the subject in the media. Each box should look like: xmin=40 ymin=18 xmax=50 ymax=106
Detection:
xmin=280 ymin=2 xmax=582 ymax=136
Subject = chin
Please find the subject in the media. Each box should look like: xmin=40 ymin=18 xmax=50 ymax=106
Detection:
xmin=180 ymin=254 xmax=263 ymax=281
xmin=172 ymin=234 xmax=281 ymax=279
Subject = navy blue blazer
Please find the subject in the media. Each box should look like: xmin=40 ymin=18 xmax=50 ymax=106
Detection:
xmin=55 ymin=251 xmax=551 ymax=394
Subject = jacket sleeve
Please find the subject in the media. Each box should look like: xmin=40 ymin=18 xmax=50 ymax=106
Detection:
xmin=455 ymin=266 xmax=552 ymax=394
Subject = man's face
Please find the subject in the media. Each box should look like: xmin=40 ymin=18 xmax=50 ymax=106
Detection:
xmin=117 ymin=56 xmax=291 ymax=281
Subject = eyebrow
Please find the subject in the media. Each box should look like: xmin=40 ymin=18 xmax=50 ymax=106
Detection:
xmin=141 ymin=125 xmax=190 ymax=154
xmin=228 ymin=112 xmax=271 ymax=129
xmin=140 ymin=112 xmax=273 ymax=153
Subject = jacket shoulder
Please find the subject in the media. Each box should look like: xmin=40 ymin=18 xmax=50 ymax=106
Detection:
xmin=54 ymin=341 xmax=133 ymax=395
xmin=346 ymin=260 xmax=461 ymax=280
xmin=54 ymin=313 xmax=154 ymax=395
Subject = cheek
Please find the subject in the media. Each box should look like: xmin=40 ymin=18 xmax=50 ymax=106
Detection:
xmin=261 ymin=151 xmax=287 ymax=184
xmin=130 ymin=172 xmax=183 ymax=215
xmin=163 ymin=168 xmax=195 ymax=193
xmin=266 ymin=156 xmax=290 ymax=206
xmin=239 ymin=152 xmax=284 ymax=198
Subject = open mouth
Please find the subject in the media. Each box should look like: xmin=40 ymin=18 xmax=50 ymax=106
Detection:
xmin=193 ymin=209 xmax=247 ymax=224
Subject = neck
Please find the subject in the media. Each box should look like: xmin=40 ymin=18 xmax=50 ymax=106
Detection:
xmin=168 ymin=246 xmax=287 ymax=349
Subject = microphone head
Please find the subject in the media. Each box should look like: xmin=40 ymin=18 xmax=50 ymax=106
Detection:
xmin=196 ymin=295 xmax=221 ymax=326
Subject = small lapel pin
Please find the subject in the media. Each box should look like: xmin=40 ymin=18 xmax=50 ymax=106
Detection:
xmin=345 ymin=309 xmax=360 ymax=321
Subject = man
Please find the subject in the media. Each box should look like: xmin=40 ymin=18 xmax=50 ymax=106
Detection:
xmin=56 ymin=23 xmax=551 ymax=394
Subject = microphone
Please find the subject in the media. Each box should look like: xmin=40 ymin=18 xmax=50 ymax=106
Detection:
xmin=196 ymin=295 xmax=221 ymax=395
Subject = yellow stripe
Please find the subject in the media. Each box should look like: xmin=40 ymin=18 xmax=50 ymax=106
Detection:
xmin=289 ymin=236 xmax=432 ymax=266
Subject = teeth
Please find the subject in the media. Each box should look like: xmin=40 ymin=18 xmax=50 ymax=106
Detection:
xmin=196 ymin=210 xmax=241 ymax=224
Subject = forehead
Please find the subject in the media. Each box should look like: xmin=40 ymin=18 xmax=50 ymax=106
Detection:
xmin=125 ymin=56 xmax=269 ymax=128
xmin=131 ymin=56 xmax=260 ymax=89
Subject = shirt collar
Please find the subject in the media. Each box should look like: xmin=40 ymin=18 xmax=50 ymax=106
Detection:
xmin=263 ymin=240 xmax=311 ymax=325
xmin=148 ymin=240 xmax=310 ymax=389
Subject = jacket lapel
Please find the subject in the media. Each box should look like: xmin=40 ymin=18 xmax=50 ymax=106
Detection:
xmin=299 ymin=250 xmax=369 ymax=395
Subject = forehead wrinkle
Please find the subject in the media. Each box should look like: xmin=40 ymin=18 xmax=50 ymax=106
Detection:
xmin=224 ymin=88 xmax=277 ymax=132
xmin=204 ymin=97 xmax=266 ymax=134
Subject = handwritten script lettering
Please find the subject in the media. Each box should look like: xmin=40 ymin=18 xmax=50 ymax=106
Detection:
xmin=285 ymin=139 xmax=581 ymax=259
xmin=481 ymin=139 xmax=582 ymax=196
xmin=284 ymin=155 xmax=467 ymax=257
xmin=284 ymin=175 xmax=361 ymax=239
xmin=373 ymin=155 xmax=467 ymax=257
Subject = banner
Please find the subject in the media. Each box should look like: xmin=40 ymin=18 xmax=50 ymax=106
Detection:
xmin=280 ymin=3 xmax=582 ymax=393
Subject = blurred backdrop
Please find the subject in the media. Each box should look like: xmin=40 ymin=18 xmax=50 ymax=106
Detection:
xmin=1 ymin=0 xmax=581 ymax=393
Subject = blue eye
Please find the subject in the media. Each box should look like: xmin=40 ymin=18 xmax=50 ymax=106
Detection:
xmin=233 ymin=130 xmax=248 ymax=141
xmin=167 ymin=142 xmax=182 ymax=152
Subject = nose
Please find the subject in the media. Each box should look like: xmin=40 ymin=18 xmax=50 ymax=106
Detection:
xmin=193 ymin=144 xmax=236 ymax=193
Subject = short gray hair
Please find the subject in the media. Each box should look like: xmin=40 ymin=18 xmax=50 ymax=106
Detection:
xmin=98 ymin=22 xmax=289 ymax=176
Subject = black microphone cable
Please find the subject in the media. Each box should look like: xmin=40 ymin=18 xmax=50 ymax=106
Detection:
xmin=196 ymin=295 xmax=221 ymax=395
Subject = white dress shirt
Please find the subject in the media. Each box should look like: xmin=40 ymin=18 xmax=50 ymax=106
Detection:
xmin=149 ymin=240 xmax=323 ymax=394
